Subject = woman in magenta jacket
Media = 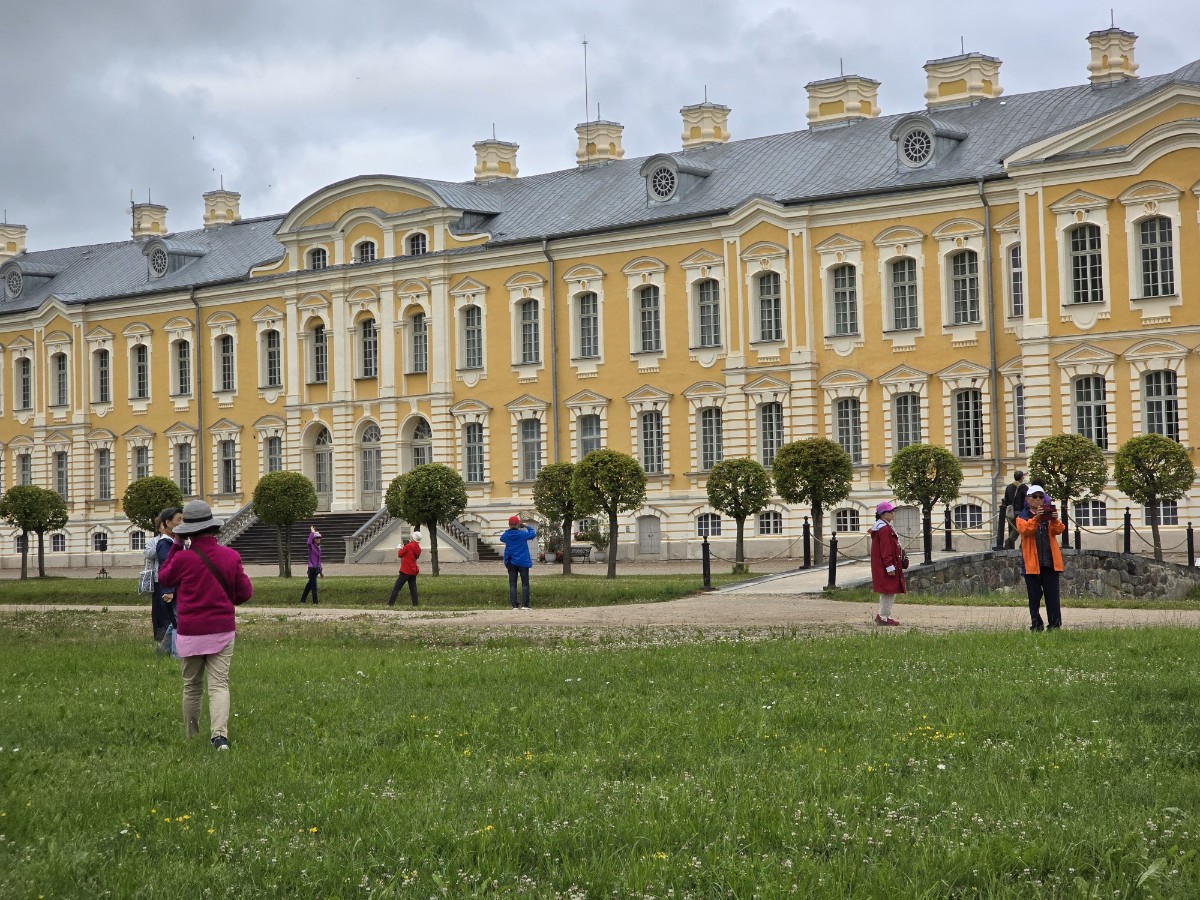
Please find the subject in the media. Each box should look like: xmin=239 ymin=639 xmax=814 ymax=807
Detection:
xmin=869 ymin=501 xmax=906 ymax=626
xmin=158 ymin=500 xmax=253 ymax=751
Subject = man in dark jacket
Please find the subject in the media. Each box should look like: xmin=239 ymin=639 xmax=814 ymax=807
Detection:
xmin=1002 ymin=470 xmax=1027 ymax=550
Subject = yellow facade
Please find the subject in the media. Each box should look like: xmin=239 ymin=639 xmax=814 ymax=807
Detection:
xmin=3 ymin=37 xmax=1200 ymax=566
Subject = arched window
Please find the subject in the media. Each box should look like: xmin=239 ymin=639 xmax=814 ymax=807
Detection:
xmin=699 ymin=407 xmax=723 ymax=470
xmin=173 ymin=339 xmax=191 ymax=395
xmin=1144 ymin=370 xmax=1179 ymax=441
xmin=758 ymin=272 xmax=782 ymax=342
xmin=407 ymin=233 xmax=427 ymax=256
xmin=520 ymin=300 xmax=540 ymax=365
xmin=464 ymin=422 xmax=485 ymax=483
xmin=954 ymin=389 xmax=984 ymax=458
xmin=952 ymin=504 xmax=983 ymax=530
xmin=51 ymin=352 xmax=69 ymax=407
xmin=308 ymin=248 xmax=327 ymax=270
xmin=1013 ymin=383 xmax=1026 ymax=454
xmin=890 ymin=258 xmax=918 ymax=330
xmin=520 ymin=418 xmax=542 ymax=480
xmin=217 ymin=335 xmax=235 ymax=392
xmin=463 ymin=306 xmax=483 ymax=369
xmin=696 ymin=513 xmax=721 ymax=537
xmin=638 ymin=285 xmax=661 ymax=352
xmin=834 ymin=509 xmax=860 ymax=532
xmin=263 ymin=329 xmax=282 ymax=387
xmin=219 ymin=439 xmax=238 ymax=494
xmin=355 ymin=241 xmax=376 ymax=264
xmin=265 ymin=436 xmax=283 ymax=473
xmin=311 ymin=323 xmax=328 ymax=383
xmin=133 ymin=445 xmax=150 ymax=481
xmin=93 ymin=349 xmax=111 ymax=403
xmin=696 ymin=279 xmax=721 ymax=347
xmin=758 ymin=510 xmax=783 ymax=535
xmin=410 ymin=313 xmax=428 ymax=373
xmin=759 ymin=402 xmax=783 ymax=467
xmin=1008 ymin=244 xmax=1024 ymax=317
xmin=1139 ymin=217 xmax=1174 ymax=297
xmin=892 ymin=392 xmax=921 ymax=451
xmin=412 ymin=419 xmax=433 ymax=467
xmin=360 ymin=424 xmax=382 ymax=504
xmin=132 ymin=344 xmax=149 ymax=399
xmin=640 ymin=410 xmax=663 ymax=474
xmin=95 ymin=448 xmax=113 ymax=500
xmin=17 ymin=357 xmax=32 ymax=409
xmin=577 ymin=292 xmax=599 ymax=358
xmin=175 ymin=443 xmax=193 ymax=496
xmin=1068 ymin=224 xmax=1103 ymax=304
xmin=578 ymin=414 xmax=602 ymax=458
xmin=53 ymin=451 xmax=69 ymax=500
xmin=949 ymin=250 xmax=979 ymax=324
xmin=17 ymin=452 xmax=32 ymax=485
xmin=360 ymin=318 xmax=378 ymax=378
xmin=834 ymin=397 xmax=861 ymax=464
xmin=831 ymin=264 xmax=858 ymax=335
xmin=1073 ymin=375 xmax=1108 ymax=449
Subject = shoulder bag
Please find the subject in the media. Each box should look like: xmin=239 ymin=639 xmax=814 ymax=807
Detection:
xmin=191 ymin=545 xmax=239 ymax=605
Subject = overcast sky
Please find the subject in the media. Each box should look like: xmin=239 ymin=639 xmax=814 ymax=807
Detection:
xmin=3 ymin=0 xmax=1199 ymax=252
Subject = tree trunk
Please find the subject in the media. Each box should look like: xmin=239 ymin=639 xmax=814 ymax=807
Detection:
xmin=283 ymin=523 xmax=293 ymax=578
xmin=922 ymin=504 xmax=934 ymax=565
xmin=20 ymin=530 xmax=28 ymax=580
xmin=429 ymin=520 xmax=441 ymax=575
xmin=606 ymin=510 xmax=618 ymax=580
xmin=276 ymin=526 xmax=286 ymax=577
xmin=36 ymin=530 xmax=46 ymax=577
xmin=562 ymin=516 xmax=574 ymax=575
xmin=812 ymin=503 xmax=825 ymax=566
xmin=734 ymin=516 xmax=745 ymax=565
xmin=1150 ymin=503 xmax=1163 ymax=563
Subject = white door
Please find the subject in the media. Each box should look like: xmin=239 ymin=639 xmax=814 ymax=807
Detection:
xmin=893 ymin=505 xmax=921 ymax=547
xmin=637 ymin=515 xmax=661 ymax=556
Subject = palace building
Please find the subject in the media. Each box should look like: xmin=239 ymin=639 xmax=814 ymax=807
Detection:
xmin=2 ymin=27 xmax=1198 ymax=567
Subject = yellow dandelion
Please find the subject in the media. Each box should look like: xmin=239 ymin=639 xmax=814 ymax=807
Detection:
xmin=485 ymin=824 xmax=494 ymax=831
xmin=309 ymin=826 xmax=319 ymax=833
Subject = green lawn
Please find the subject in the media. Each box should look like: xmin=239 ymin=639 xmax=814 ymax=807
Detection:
xmin=824 ymin=584 xmax=1200 ymax=610
xmin=2 ymin=614 xmax=1199 ymax=897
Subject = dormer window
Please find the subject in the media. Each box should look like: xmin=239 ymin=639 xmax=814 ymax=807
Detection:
xmin=4 ymin=267 xmax=22 ymax=299
xmin=900 ymin=127 xmax=933 ymax=167
xmin=649 ymin=165 xmax=677 ymax=201
xmin=356 ymin=241 xmax=376 ymax=264
xmin=407 ymin=233 xmax=428 ymax=256
xmin=149 ymin=247 xmax=169 ymax=278
xmin=142 ymin=238 xmax=205 ymax=279
xmin=890 ymin=116 xmax=966 ymax=170
xmin=309 ymin=248 xmax=328 ymax=270
xmin=640 ymin=154 xmax=711 ymax=205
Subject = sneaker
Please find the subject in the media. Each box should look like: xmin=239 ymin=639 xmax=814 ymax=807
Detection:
xmin=211 ymin=736 xmax=230 ymax=751
xmin=885 ymin=617 xmax=900 ymax=626
xmin=522 ymin=606 xmax=531 ymax=611
xmin=1030 ymin=624 xmax=1045 ymax=632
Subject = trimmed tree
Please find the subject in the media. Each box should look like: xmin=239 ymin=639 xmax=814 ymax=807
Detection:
xmin=772 ymin=438 xmax=853 ymax=566
xmin=706 ymin=458 xmax=773 ymax=572
xmin=385 ymin=464 xmax=468 ymax=576
xmin=252 ymin=471 xmax=318 ymax=577
xmin=1028 ymin=433 xmax=1108 ymax=549
xmin=887 ymin=443 xmax=964 ymax=566
xmin=0 ymin=485 xmax=69 ymax=580
xmin=572 ymin=449 xmax=647 ymax=580
xmin=533 ymin=462 xmax=578 ymax=574
xmin=1114 ymin=434 xmax=1196 ymax=562
xmin=122 ymin=476 xmax=184 ymax=534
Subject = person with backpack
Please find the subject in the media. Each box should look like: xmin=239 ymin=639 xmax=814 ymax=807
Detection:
xmin=387 ymin=529 xmax=422 ymax=607
xmin=499 ymin=515 xmax=537 ymax=610
xmin=1002 ymin=470 xmax=1028 ymax=550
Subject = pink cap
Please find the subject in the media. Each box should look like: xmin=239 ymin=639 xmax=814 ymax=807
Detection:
xmin=876 ymin=501 xmax=896 ymax=514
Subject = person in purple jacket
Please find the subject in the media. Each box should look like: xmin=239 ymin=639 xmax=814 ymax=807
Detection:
xmin=300 ymin=526 xmax=323 ymax=605
xmin=157 ymin=500 xmax=253 ymax=751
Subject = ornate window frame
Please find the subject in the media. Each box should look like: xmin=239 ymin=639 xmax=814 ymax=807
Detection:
xmin=683 ymin=381 xmax=727 ymax=476
xmin=931 ymin=219 xmax=986 ymax=346
xmin=164 ymin=317 xmax=194 ymax=410
xmin=819 ymin=371 xmax=870 ymax=470
xmin=505 ymin=273 xmax=546 ymax=381
xmin=1049 ymin=190 xmax=1111 ymax=331
xmin=563 ymin=264 xmax=606 ymax=377
xmin=565 ymin=390 xmax=610 ymax=461
xmin=123 ymin=426 xmax=154 ymax=486
xmin=252 ymin=306 xmax=285 ymax=401
xmin=43 ymin=332 xmax=72 ymax=418
xmin=1124 ymin=339 xmax=1189 ymax=445
xmin=451 ymin=399 xmax=492 ymax=490
xmin=209 ymin=418 xmax=243 ymax=500
xmin=622 ymin=257 xmax=668 ymax=372
xmin=878 ymin=365 xmax=930 ymax=459
xmin=937 ymin=362 xmax=992 ymax=460
xmin=505 ymin=394 xmax=549 ymax=486
xmin=451 ymin=277 xmax=488 ymax=387
xmin=873 ymin=226 xmax=926 ymax=352
xmin=680 ymin=250 xmax=726 ymax=368
xmin=625 ymin=384 xmax=672 ymax=479
xmin=206 ymin=312 xmax=239 ymax=407
xmin=1119 ymin=182 xmax=1183 ymax=324
xmin=740 ymin=242 xmax=789 ymax=356
xmin=814 ymin=234 xmax=864 ymax=357
xmin=1055 ymin=345 xmax=1115 ymax=452
xmin=254 ymin=415 xmax=287 ymax=476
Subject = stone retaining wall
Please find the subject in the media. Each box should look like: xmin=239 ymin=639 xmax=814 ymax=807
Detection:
xmin=904 ymin=549 xmax=1200 ymax=600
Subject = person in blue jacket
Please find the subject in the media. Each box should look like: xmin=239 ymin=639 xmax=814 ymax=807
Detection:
xmin=499 ymin=515 xmax=537 ymax=610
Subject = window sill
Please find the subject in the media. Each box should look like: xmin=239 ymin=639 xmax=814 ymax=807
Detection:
xmin=169 ymin=393 xmax=193 ymax=400
xmin=823 ymin=333 xmax=861 ymax=340
xmin=749 ymin=338 xmax=785 ymax=347
xmin=259 ymin=383 xmax=284 ymax=391
xmin=306 ymin=380 xmax=329 ymax=386
xmin=570 ymin=356 xmax=602 ymax=363
xmin=688 ymin=345 xmax=724 ymax=352
xmin=630 ymin=348 xmax=663 ymax=357
xmin=1061 ymin=300 xmax=1104 ymax=307
xmin=404 ymin=370 xmax=429 ymax=377
xmin=1131 ymin=294 xmax=1178 ymax=302
xmin=882 ymin=326 xmax=920 ymax=335
xmin=354 ymin=374 xmax=379 ymax=381
xmin=944 ymin=320 xmax=982 ymax=329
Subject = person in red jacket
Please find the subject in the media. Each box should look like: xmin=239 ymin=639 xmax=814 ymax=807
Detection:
xmin=157 ymin=500 xmax=253 ymax=751
xmin=387 ymin=529 xmax=422 ymax=607
xmin=869 ymin=501 xmax=906 ymax=626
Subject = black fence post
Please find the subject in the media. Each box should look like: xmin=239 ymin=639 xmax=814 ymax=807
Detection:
xmin=802 ymin=516 xmax=812 ymax=570
xmin=943 ymin=505 xmax=953 ymax=552
xmin=826 ymin=534 xmax=838 ymax=588
xmin=1074 ymin=523 xmax=1081 ymax=551
xmin=923 ymin=511 xmax=933 ymax=566
xmin=1123 ymin=508 xmax=1132 ymax=555
xmin=701 ymin=534 xmax=712 ymax=590
xmin=995 ymin=503 xmax=1006 ymax=550
xmin=1188 ymin=522 xmax=1195 ymax=569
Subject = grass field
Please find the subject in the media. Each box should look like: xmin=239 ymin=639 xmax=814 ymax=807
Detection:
xmin=2 ymin=613 xmax=1199 ymax=897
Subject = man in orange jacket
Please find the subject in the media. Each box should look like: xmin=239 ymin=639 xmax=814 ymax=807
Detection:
xmin=1014 ymin=485 xmax=1066 ymax=631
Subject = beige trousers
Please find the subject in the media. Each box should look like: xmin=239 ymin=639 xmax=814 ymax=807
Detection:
xmin=181 ymin=638 xmax=235 ymax=740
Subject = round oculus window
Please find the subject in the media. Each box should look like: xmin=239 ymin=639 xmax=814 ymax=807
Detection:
xmin=149 ymin=247 xmax=169 ymax=277
xmin=649 ymin=165 xmax=677 ymax=200
xmin=5 ymin=268 xmax=22 ymax=298
xmin=901 ymin=128 xmax=933 ymax=167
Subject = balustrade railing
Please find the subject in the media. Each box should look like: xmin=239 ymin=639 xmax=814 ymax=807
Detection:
xmin=344 ymin=508 xmax=394 ymax=563
xmin=217 ymin=502 xmax=258 ymax=546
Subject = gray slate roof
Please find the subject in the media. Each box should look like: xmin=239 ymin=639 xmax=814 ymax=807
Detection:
xmin=4 ymin=58 xmax=1197 ymax=316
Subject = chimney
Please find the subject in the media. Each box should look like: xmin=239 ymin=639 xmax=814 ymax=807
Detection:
xmin=575 ymin=120 xmax=625 ymax=167
xmin=0 ymin=223 xmax=27 ymax=263
xmin=680 ymin=101 xmax=731 ymax=149
xmin=805 ymin=75 xmax=881 ymax=128
xmin=1087 ymin=27 xmax=1139 ymax=84
xmin=131 ymin=202 xmax=168 ymax=240
xmin=924 ymin=53 xmax=1003 ymax=109
xmin=202 ymin=189 xmax=242 ymax=228
xmin=473 ymin=139 xmax=520 ymax=181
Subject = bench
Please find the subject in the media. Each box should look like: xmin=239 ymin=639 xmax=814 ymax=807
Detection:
xmin=569 ymin=546 xmax=592 ymax=561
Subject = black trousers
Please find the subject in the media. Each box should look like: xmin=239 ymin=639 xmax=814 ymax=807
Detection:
xmin=151 ymin=588 xmax=177 ymax=640
xmin=508 ymin=565 xmax=530 ymax=608
xmin=388 ymin=572 xmax=419 ymax=606
xmin=1024 ymin=571 xmax=1061 ymax=630
xmin=300 ymin=567 xmax=320 ymax=604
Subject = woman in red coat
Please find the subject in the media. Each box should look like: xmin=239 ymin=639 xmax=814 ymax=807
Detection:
xmin=386 ymin=530 xmax=422 ymax=607
xmin=869 ymin=501 xmax=906 ymax=626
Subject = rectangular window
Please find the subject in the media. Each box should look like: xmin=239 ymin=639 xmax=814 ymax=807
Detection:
xmin=834 ymin=398 xmax=862 ymax=464
xmin=410 ymin=315 xmax=427 ymax=374
xmin=834 ymin=509 xmax=861 ymax=532
xmin=1069 ymin=225 xmax=1104 ymax=304
xmin=131 ymin=531 xmax=146 ymax=551
xmin=464 ymin=423 xmax=485 ymax=483
xmin=18 ymin=358 xmax=32 ymax=409
xmin=758 ymin=510 xmax=783 ymax=535
xmin=579 ymin=414 xmax=602 ymax=458
xmin=18 ymin=453 xmax=32 ymax=486
xmin=312 ymin=325 xmax=328 ymax=383
xmin=699 ymin=407 xmax=723 ymax=470
xmin=1008 ymin=244 xmax=1024 ymax=317
xmin=266 ymin=436 xmax=283 ymax=473
xmin=1146 ymin=501 xmax=1179 ymax=526
xmin=890 ymin=258 xmax=918 ymax=330
xmin=520 ymin=302 xmax=540 ymax=365
xmin=361 ymin=319 xmax=378 ymax=378
xmin=1074 ymin=376 xmax=1108 ymax=450
xmin=1075 ymin=500 xmax=1107 ymax=527
xmin=96 ymin=351 xmax=111 ymax=403
xmin=759 ymin=402 xmax=783 ymax=467
xmin=639 ymin=286 xmax=661 ymax=352
xmin=953 ymin=504 xmax=983 ymax=530
xmin=955 ymin=389 xmax=984 ymax=458
xmin=520 ymin=418 xmax=542 ymax=481
xmin=893 ymin=393 xmax=921 ymax=451
xmin=833 ymin=266 xmax=858 ymax=335
xmin=133 ymin=345 xmax=149 ymax=399
xmin=696 ymin=513 xmax=721 ymax=537
xmin=640 ymin=411 xmax=664 ymax=475
xmin=265 ymin=330 xmax=282 ymax=387
xmin=1144 ymin=371 xmax=1179 ymax=441
xmin=697 ymin=280 xmax=721 ymax=348
xmin=220 ymin=439 xmax=237 ymax=494
xmin=219 ymin=336 xmax=235 ymax=392
xmin=578 ymin=293 xmax=599 ymax=358
xmin=54 ymin=451 xmax=69 ymax=500
xmin=51 ymin=533 xmax=66 ymax=553
xmin=1014 ymin=383 xmax=1027 ymax=455
xmin=176 ymin=443 xmax=193 ymax=496
xmin=758 ymin=273 xmax=782 ymax=342
xmin=134 ymin=445 xmax=150 ymax=481
xmin=176 ymin=341 xmax=191 ymax=395
xmin=464 ymin=306 xmax=483 ymax=369
xmin=1139 ymin=218 xmax=1174 ymax=298
xmin=951 ymin=251 xmax=980 ymax=324
xmin=53 ymin=354 xmax=69 ymax=407
xmin=95 ymin=448 xmax=112 ymax=500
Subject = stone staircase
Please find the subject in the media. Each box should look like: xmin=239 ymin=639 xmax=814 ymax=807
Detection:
xmin=227 ymin=512 xmax=375 ymax=565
